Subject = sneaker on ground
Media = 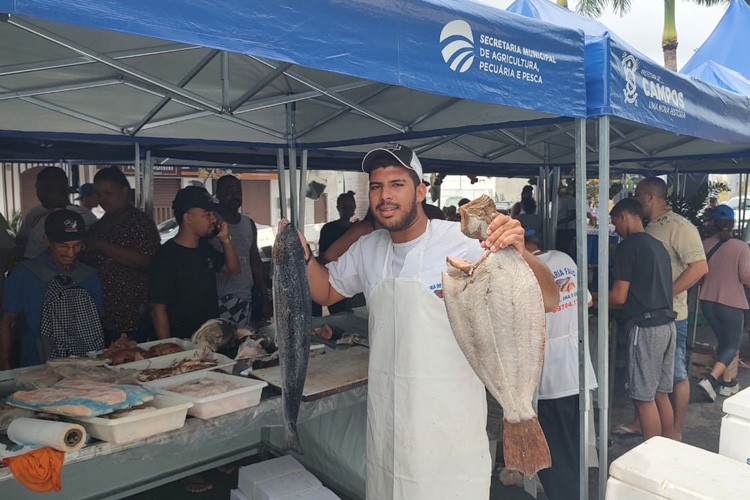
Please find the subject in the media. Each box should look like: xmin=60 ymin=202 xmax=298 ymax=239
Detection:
xmin=698 ymin=378 xmax=717 ymax=402
xmin=719 ymin=381 xmax=741 ymax=397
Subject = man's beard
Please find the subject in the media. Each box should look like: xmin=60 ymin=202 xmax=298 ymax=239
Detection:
xmin=376 ymin=196 xmax=419 ymax=233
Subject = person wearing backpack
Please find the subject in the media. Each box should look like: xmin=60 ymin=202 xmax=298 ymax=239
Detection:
xmin=0 ymin=210 xmax=104 ymax=369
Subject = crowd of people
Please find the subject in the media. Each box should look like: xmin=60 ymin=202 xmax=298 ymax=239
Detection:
xmin=0 ymin=167 xmax=270 ymax=372
xmin=0 ymin=156 xmax=747 ymax=498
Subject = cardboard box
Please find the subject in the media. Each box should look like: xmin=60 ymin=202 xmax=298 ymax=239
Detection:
xmin=689 ymin=342 xmax=716 ymax=378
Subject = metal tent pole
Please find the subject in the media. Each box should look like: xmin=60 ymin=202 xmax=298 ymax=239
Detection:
xmin=276 ymin=148 xmax=287 ymax=221
xmin=539 ymin=166 xmax=547 ymax=249
xmin=551 ymin=166 xmax=561 ymax=251
xmin=575 ymin=118 xmax=590 ymax=500
xmin=299 ymin=149 xmax=308 ymax=227
xmin=134 ymin=143 xmax=142 ymax=210
xmin=545 ymin=166 xmax=551 ymax=250
xmin=597 ymin=116 xmax=610 ymax=500
xmin=286 ymin=102 xmax=298 ymax=227
xmin=144 ymin=149 xmax=154 ymax=220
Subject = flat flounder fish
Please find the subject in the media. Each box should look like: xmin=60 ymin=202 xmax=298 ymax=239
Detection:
xmin=442 ymin=195 xmax=551 ymax=477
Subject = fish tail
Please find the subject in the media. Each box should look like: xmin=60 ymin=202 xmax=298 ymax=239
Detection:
xmin=502 ymin=417 xmax=551 ymax=478
xmin=282 ymin=423 xmax=303 ymax=454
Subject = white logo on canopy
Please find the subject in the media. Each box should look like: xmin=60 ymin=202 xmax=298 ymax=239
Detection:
xmin=440 ymin=20 xmax=475 ymax=73
xmin=622 ymin=53 xmax=639 ymax=105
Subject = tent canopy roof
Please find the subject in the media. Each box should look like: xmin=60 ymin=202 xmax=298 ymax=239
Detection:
xmin=507 ymin=0 xmax=750 ymax=147
xmin=0 ymin=0 xmax=598 ymax=175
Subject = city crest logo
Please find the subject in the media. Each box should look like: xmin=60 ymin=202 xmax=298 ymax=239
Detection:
xmin=440 ymin=20 xmax=475 ymax=73
xmin=622 ymin=53 xmax=639 ymax=105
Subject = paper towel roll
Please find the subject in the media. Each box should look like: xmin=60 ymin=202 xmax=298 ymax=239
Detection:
xmin=7 ymin=418 xmax=86 ymax=452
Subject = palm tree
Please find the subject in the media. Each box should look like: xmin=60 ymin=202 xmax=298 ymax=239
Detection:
xmin=571 ymin=1 xmax=739 ymax=71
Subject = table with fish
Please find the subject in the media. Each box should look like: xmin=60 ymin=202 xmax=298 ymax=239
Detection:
xmin=0 ymin=359 xmax=369 ymax=499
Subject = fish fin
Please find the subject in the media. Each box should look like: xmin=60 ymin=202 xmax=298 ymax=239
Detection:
xmin=283 ymin=424 xmax=303 ymax=454
xmin=503 ymin=417 xmax=551 ymax=478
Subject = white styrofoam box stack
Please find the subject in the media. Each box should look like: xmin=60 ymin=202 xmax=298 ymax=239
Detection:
xmin=237 ymin=456 xmax=340 ymax=500
xmin=230 ymin=489 xmax=249 ymax=500
xmin=720 ymin=386 xmax=750 ymax=465
xmin=607 ymin=436 xmax=750 ymax=499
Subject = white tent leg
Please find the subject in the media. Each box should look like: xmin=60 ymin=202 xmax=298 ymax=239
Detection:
xmin=134 ymin=143 xmax=142 ymax=210
xmin=144 ymin=149 xmax=154 ymax=220
xmin=551 ymin=166 xmax=561 ymax=250
xmin=538 ymin=166 xmax=546 ymax=249
xmin=277 ymin=148 xmax=287 ymax=221
xmin=299 ymin=149 xmax=308 ymax=227
xmin=574 ymin=117 xmax=590 ymax=500
xmin=286 ymin=103 xmax=298 ymax=227
xmin=597 ymin=116 xmax=610 ymax=500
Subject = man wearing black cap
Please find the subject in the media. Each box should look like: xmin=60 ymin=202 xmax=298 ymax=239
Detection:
xmin=298 ymin=143 xmax=559 ymax=499
xmin=1 ymin=210 xmax=104 ymax=369
xmin=149 ymin=186 xmax=240 ymax=340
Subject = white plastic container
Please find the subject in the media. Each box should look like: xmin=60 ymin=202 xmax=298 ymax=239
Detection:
xmin=72 ymin=395 xmax=192 ymax=444
xmin=146 ymin=371 xmax=267 ymax=419
xmin=720 ymin=386 xmax=750 ymax=464
xmin=114 ymin=348 xmax=235 ymax=379
xmin=607 ymin=436 xmax=750 ymax=499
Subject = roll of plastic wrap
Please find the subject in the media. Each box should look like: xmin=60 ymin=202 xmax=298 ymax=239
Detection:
xmin=7 ymin=418 xmax=86 ymax=452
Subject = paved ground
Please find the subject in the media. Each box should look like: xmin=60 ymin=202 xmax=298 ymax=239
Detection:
xmin=128 ymin=318 xmax=749 ymax=499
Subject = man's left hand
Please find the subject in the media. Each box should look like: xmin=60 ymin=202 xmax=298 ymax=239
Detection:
xmin=216 ymin=221 xmax=230 ymax=242
xmin=481 ymin=213 xmax=524 ymax=253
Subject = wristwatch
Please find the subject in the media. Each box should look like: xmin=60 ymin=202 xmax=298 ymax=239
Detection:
xmin=220 ymin=234 xmax=232 ymax=244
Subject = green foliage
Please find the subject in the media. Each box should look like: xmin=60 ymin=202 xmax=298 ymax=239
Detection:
xmin=668 ymin=181 xmax=729 ymax=227
xmin=7 ymin=211 xmax=21 ymax=237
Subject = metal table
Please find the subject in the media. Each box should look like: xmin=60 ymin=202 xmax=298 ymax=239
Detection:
xmin=0 ymin=379 xmax=367 ymax=499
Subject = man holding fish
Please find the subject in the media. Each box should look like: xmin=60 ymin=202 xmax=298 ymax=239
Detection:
xmin=298 ymin=143 xmax=559 ymax=499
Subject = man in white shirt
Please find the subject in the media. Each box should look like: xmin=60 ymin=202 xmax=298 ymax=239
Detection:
xmin=525 ymin=228 xmax=596 ymax=500
xmin=299 ymin=143 xmax=559 ymax=500
xmin=16 ymin=167 xmax=97 ymax=260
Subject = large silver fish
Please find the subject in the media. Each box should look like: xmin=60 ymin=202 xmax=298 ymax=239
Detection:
xmin=272 ymin=221 xmax=312 ymax=453
xmin=442 ymin=195 xmax=550 ymax=477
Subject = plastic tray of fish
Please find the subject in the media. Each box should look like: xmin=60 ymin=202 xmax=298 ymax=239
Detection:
xmin=112 ymin=349 xmax=235 ymax=378
xmin=145 ymin=371 xmax=267 ymax=419
xmin=71 ymin=394 xmax=192 ymax=444
xmin=87 ymin=337 xmax=200 ymax=360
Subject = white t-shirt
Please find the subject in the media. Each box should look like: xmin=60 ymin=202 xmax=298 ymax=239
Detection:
xmin=18 ymin=204 xmax=98 ymax=259
xmin=328 ymin=220 xmax=484 ymax=299
xmin=536 ymin=250 xmax=597 ymax=400
xmin=212 ymin=214 xmax=256 ymax=300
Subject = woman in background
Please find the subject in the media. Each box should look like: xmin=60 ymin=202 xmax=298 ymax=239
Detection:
xmin=696 ymin=205 xmax=750 ymax=401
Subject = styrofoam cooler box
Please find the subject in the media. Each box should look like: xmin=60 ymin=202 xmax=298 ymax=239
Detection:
xmin=720 ymin=386 xmax=750 ymax=465
xmin=231 ymin=489 xmax=249 ymax=500
xmin=606 ymin=478 xmax=663 ymax=500
xmin=238 ymin=456 xmax=340 ymax=499
xmin=607 ymin=436 xmax=750 ymax=499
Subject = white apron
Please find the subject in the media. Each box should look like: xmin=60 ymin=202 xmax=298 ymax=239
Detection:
xmin=365 ymin=224 xmax=491 ymax=499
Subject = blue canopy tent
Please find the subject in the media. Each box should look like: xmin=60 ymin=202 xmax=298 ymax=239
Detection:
xmin=0 ymin=1 xmax=593 ymax=498
xmin=508 ymin=1 xmax=750 ymax=497
xmin=681 ymin=0 xmax=750 ymax=78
